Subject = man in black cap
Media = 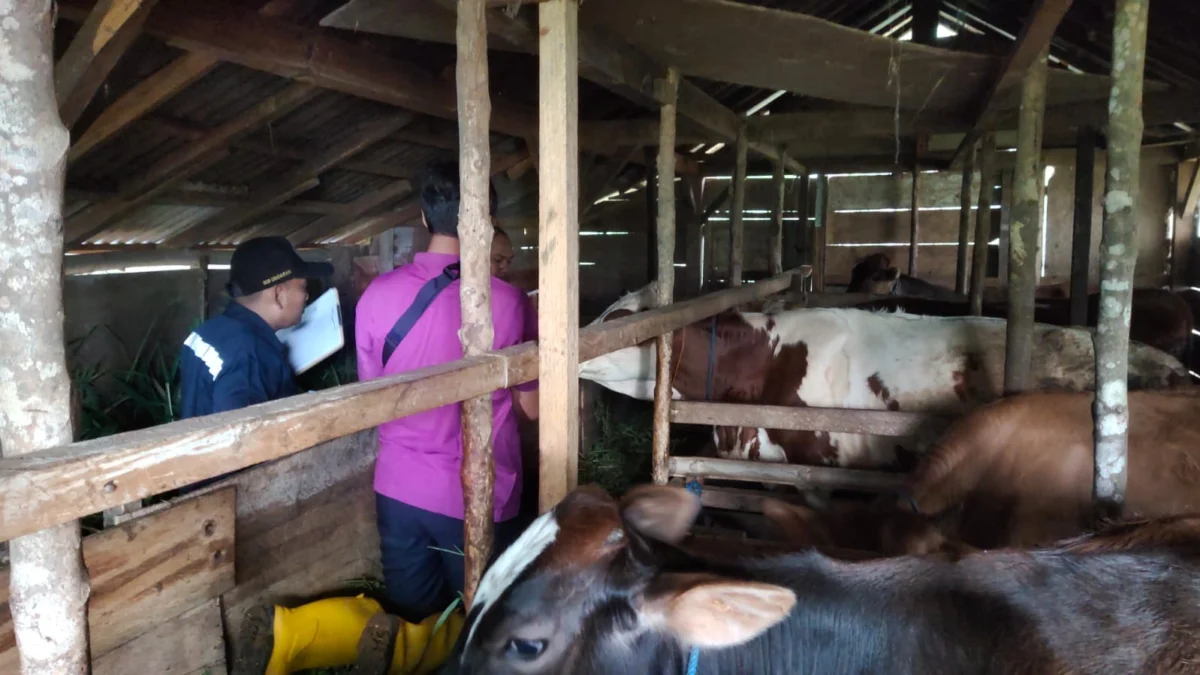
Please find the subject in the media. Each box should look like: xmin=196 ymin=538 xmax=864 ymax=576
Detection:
xmin=179 ymin=236 xmax=332 ymax=419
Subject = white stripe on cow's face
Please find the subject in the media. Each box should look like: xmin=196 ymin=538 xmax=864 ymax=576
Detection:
xmin=463 ymin=509 xmax=561 ymax=660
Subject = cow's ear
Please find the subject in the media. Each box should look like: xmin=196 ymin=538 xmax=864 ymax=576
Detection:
xmin=760 ymin=498 xmax=827 ymax=548
xmin=642 ymin=573 xmax=795 ymax=648
xmin=619 ymin=485 xmax=700 ymax=545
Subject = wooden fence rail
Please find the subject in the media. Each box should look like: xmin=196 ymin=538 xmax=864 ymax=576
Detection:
xmin=0 ymin=269 xmax=802 ymax=542
xmin=670 ymin=401 xmax=942 ymax=437
xmin=669 ymin=456 xmax=907 ymax=493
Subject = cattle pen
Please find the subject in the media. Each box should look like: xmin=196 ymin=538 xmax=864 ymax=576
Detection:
xmin=0 ymin=0 xmax=1196 ymax=672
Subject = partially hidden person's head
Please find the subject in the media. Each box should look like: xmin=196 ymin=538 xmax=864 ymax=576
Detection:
xmin=227 ymin=236 xmax=333 ymax=331
xmin=491 ymin=226 xmax=514 ymax=279
xmin=418 ymin=160 xmax=499 ymax=239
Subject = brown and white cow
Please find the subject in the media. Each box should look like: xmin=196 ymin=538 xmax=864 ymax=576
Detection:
xmin=762 ymin=388 xmax=1200 ymax=554
xmin=580 ymin=297 xmax=1187 ymax=470
xmin=447 ymin=484 xmax=1200 ymax=674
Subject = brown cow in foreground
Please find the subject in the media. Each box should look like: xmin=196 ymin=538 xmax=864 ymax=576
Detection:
xmin=449 ymin=484 xmax=1200 ymax=674
xmin=764 ymin=388 xmax=1200 ymax=555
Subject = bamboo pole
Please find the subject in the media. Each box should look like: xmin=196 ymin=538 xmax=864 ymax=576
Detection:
xmin=969 ymin=133 xmax=996 ymax=315
xmin=455 ymin=0 xmax=495 ymax=606
xmin=537 ymin=0 xmax=580 ymax=512
xmin=955 ymin=140 xmax=977 ymax=293
xmin=1093 ymin=0 xmax=1149 ymax=520
xmin=909 ymin=168 xmax=920 ymax=276
xmin=769 ymin=153 xmax=786 ymax=276
xmin=730 ymin=124 xmax=748 ymax=286
xmin=1069 ymin=127 xmax=1097 ymax=326
xmin=814 ymin=175 xmax=828 ymax=292
xmin=1004 ymin=47 xmax=1049 ymax=393
xmin=651 ymin=68 xmax=680 ymax=486
xmin=0 ymin=2 xmax=91 ymax=673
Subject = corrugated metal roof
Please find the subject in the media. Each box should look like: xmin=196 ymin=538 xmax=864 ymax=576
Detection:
xmin=60 ymin=0 xmax=1200 ymax=249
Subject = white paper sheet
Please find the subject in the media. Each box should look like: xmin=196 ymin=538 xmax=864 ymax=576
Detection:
xmin=275 ymin=288 xmax=344 ymax=375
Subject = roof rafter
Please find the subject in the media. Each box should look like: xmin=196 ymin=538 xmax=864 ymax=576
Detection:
xmin=950 ymin=0 xmax=1074 ymax=167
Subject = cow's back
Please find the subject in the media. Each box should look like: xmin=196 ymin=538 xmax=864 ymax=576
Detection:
xmin=913 ymin=389 xmax=1200 ymax=548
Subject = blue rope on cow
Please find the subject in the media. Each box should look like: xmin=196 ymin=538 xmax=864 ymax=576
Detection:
xmin=685 ymin=480 xmax=703 ymax=497
xmin=686 ymin=646 xmax=701 ymax=675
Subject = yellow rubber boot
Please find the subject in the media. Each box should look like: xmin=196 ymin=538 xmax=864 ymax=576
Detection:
xmin=391 ymin=609 xmax=466 ymax=675
xmin=265 ymin=595 xmax=384 ymax=674
xmin=263 ymin=595 xmax=465 ymax=675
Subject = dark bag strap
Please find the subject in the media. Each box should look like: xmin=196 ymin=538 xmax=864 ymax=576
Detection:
xmin=381 ymin=263 xmax=460 ymax=367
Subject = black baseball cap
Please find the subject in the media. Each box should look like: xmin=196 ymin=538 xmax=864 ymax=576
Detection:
xmin=226 ymin=236 xmax=333 ymax=297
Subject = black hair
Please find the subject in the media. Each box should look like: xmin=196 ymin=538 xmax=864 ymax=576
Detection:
xmin=418 ymin=160 xmax=499 ymax=237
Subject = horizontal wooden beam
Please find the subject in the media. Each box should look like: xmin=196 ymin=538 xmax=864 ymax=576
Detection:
xmin=670 ymin=401 xmax=943 ymax=437
xmin=62 ymin=0 xmax=539 ymax=137
xmin=66 ymin=0 xmax=314 ymax=163
xmin=0 ymin=269 xmax=800 ymax=541
xmin=669 ymin=456 xmax=906 ymax=493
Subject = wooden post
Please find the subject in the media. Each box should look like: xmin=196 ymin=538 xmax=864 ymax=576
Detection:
xmin=969 ymin=133 xmax=996 ymax=315
xmin=769 ymin=153 xmax=786 ymax=276
xmin=814 ymin=174 xmax=828 ymax=292
xmin=538 ymin=0 xmax=580 ymax=512
xmin=1004 ymin=47 xmax=1049 ymax=394
xmin=998 ymin=169 xmax=1015 ymax=282
xmin=1093 ymin=0 xmax=1149 ymax=519
xmin=1069 ymin=127 xmax=1097 ymax=326
xmin=456 ymin=0 xmax=496 ymax=606
xmin=909 ymin=167 xmax=921 ymax=276
xmin=651 ymin=68 xmax=679 ymax=486
xmin=0 ymin=2 xmax=91 ymax=673
xmin=645 ymin=147 xmax=658 ymax=284
xmin=730 ymin=123 xmax=748 ymax=287
xmin=955 ymin=140 xmax=977 ymax=293
xmin=786 ymin=171 xmax=808 ymax=271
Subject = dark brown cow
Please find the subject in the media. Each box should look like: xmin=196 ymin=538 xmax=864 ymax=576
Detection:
xmin=763 ymin=388 xmax=1200 ymax=555
xmin=448 ymin=484 xmax=1200 ymax=674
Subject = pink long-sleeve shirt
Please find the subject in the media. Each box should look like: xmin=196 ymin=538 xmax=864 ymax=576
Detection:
xmin=355 ymin=252 xmax=537 ymax=521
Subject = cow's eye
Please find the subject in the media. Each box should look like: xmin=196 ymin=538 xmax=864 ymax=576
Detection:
xmin=505 ymin=638 xmax=547 ymax=660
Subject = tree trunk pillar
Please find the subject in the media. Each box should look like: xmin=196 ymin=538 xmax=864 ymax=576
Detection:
xmin=1093 ymin=0 xmax=1149 ymax=520
xmin=0 ymin=3 xmax=91 ymax=673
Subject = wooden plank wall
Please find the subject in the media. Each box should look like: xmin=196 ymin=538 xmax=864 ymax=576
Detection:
xmin=0 ymin=489 xmax=236 ymax=673
xmin=0 ymin=430 xmax=378 ymax=671
xmin=825 ymin=171 xmax=993 ymax=286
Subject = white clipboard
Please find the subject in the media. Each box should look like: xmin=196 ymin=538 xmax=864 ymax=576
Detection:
xmin=275 ymin=288 xmax=344 ymax=375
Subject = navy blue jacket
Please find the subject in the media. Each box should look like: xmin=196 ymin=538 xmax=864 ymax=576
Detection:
xmin=179 ymin=303 xmax=298 ymax=419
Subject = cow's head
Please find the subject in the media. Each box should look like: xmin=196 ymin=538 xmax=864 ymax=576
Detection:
xmin=847 ymin=253 xmax=901 ymax=295
xmin=449 ymin=485 xmax=796 ymax=674
xmin=760 ymin=496 xmax=973 ymax=557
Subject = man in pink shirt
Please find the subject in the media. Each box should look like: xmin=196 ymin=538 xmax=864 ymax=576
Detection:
xmin=356 ymin=162 xmax=537 ymax=622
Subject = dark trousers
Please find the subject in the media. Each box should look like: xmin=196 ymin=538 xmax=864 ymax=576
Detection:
xmin=376 ymin=494 xmax=523 ymax=623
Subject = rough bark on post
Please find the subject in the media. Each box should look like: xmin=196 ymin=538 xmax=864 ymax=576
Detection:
xmin=1070 ymin=127 xmax=1097 ymax=326
xmin=1093 ymin=0 xmax=1149 ymax=520
xmin=769 ymin=153 xmax=786 ymax=276
xmin=1004 ymin=47 xmax=1049 ymax=394
xmin=730 ymin=123 xmax=748 ymax=287
xmin=955 ymin=140 xmax=977 ymax=294
xmin=0 ymin=2 xmax=92 ymax=673
xmin=537 ymin=0 xmax=580 ymax=512
xmin=455 ymin=0 xmax=495 ymax=607
xmin=909 ymin=167 xmax=920 ymax=277
xmin=651 ymin=68 xmax=679 ymax=486
xmin=644 ymin=147 xmax=658 ymax=284
xmin=969 ymin=132 xmax=997 ymax=315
